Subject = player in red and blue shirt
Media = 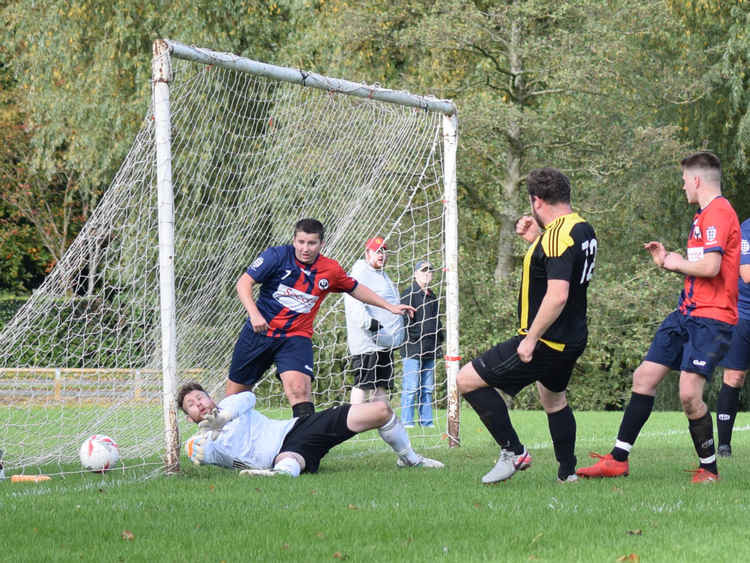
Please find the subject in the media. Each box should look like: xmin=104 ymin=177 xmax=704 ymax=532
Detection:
xmin=715 ymin=217 xmax=750 ymax=456
xmin=578 ymin=152 xmax=741 ymax=483
xmin=228 ymin=219 xmax=415 ymax=418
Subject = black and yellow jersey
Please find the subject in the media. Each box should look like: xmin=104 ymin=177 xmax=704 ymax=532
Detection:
xmin=518 ymin=212 xmax=597 ymax=350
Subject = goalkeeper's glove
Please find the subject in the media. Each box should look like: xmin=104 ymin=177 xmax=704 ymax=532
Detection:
xmin=368 ymin=318 xmax=382 ymax=332
xmin=198 ymin=407 xmax=235 ymax=440
xmin=185 ymin=434 xmax=207 ymax=466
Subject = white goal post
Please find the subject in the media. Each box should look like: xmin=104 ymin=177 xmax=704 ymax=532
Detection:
xmin=0 ymin=39 xmax=459 ymax=477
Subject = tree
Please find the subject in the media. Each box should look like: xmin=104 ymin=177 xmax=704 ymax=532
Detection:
xmin=288 ymin=0 xmax=694 ymax=281
xmin=1 ymin=0 xmax=297 ymax=290
xmin=667 ymin=0 xmax=750 ymax=216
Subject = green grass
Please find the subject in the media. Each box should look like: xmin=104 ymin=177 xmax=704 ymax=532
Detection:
xmin=3 ymin=409 xmax=750 ymax=562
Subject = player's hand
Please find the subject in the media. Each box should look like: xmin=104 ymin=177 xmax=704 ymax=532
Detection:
xmin=185 ymin=434 xmax=207 ymax=465
xmin=515 ymin=216 xmax=540 ymax=243
xmin=198 ymin=407 xmax=235 ymax=440
xmin=517 ymin=336 xmax=536 ymax=363
xmin=643 ymin=241 xmax=667 ymax=267
xmin=390 ymin=303 xmax=416 ymax=318
xmin=249 ymin=311 xmax=269 ymax=333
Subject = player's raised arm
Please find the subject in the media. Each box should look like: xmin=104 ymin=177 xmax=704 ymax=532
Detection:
xmin=236 ymin=272 xmax=269 ymax=333
xmin=351 ymin=283 xmax=415 ymax=317
xmin=662 ymin=250 xmax=722 ymax=278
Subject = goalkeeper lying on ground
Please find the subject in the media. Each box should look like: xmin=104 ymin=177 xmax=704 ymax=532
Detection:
xmin=177 ymin=382 xmax=444 ymax=476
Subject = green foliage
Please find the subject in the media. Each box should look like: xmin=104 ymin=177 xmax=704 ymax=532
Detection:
xmin=0 ymin=295 xmax=28 ymax=328
xmin=667 ymin=0 xmax=750 ymax=216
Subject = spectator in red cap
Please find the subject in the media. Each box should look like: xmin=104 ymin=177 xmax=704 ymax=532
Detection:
xmin=345 ymin=236 xmax=406 ymax=404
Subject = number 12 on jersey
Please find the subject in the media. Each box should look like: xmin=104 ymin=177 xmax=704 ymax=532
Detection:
xmin=580 ymin=239 xmax=597 ymax=283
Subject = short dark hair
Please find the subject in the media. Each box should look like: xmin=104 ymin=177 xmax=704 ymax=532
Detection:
xmin=526 ymin=167 xmax=571 ymax=205
xmin=176 ymin=381 xmax=207 ymax=413
xmin=294 ymin=218 xmax=325 ymax=241
xmin=681 ymin=151 xmax=721 ymax=181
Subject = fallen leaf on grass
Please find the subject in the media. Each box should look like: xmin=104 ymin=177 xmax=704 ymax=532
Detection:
xmin=626 ymin=529 xmax=642 ymax=536
xmin=473 ymin=502 xmax=481 ymax=509
xmin=316 ymin=532 xmax=325 ymax=539
xmin=530 ymin=533 xmax=543 ymax=545
xmin=616 ymin=554 xmax=640 ymax=562
xmin=333 ymin=552 xmax=348 ymax=560
xmin=347 ymin=504 xmax=358 ymax=510
xmin=281 ymin=543 xmax=290 ymax=550
xmin=209 ymin=485 xmax=215 ymax=492
xmin=611 ymin=486 xmax=623 ymax=494
xmin=121 ymin=530 xmax=135 ymax=541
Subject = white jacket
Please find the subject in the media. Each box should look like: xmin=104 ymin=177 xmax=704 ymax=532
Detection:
xmin=344 ymin=259 xmax=405 ymax=354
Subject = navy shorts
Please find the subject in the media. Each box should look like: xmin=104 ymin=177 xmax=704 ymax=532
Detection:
xmin=719 ymin=318 xmax=750 ymax=371
xmin=350 ymin=350 xmax=394 ymax=390
xmin=228 ymin=323 xmax=314 ymax=386
xmin=280 ymin=404 xmax=355 ymax=473
xmin=645 ymin=310 xmax=734 ymax=381
xmin=472 ymin=335 xmax=584 ymax=396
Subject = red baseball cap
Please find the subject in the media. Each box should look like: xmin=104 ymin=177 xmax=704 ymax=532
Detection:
xmin=365 ymin=237 xmax=387 ymax=252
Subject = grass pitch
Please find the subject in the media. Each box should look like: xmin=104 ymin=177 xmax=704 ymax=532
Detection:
xmin=2 ymin=409 xmax=750 ymax=562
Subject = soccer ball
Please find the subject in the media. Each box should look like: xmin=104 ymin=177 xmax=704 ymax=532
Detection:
xmin=79 ymin=434 xmax=120 ymax=472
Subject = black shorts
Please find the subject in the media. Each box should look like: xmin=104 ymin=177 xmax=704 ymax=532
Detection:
xmin=279 ymin=404 xmax=355 ymax=473
xmin=351 ymin=351 xmax=394 ymax=390
xmin=471 ymin=335 xmax=584 ymax=396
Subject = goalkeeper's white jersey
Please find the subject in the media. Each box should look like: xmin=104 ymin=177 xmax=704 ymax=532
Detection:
xmin=202 ymin=392 xmax=297 ymax=470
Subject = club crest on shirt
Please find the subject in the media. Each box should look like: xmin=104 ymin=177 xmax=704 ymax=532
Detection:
xmin=318 ymin=278 xmax=329 ymax=290
xmin=250 ymin=256 xmax=264 ymax=269
xmin=706 ymin=226 xmax=717 ymax=243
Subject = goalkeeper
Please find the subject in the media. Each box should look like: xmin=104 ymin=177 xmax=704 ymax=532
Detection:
xmin=177 ymin=382 xmax=444 ymax=476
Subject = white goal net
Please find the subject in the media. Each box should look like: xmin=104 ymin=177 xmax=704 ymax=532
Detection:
xmin=0 ymin=40 xmax=458 ymax=477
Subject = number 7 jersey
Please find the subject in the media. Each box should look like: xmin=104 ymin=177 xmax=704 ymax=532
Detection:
xmin=518 ymin=212 xmax=597 ymax=350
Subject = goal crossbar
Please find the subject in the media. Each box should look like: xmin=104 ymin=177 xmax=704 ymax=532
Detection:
xmin=165 ymin=39 xmax=457 ymax=116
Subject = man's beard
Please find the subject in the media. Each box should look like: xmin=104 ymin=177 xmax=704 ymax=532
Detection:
xmin=531 ymin=208 xmax=544 ymax=230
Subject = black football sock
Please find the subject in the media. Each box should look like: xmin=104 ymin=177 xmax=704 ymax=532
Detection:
xmin=547 ymin=405 xmax=577 ymax=479
xmin=292 ymin=401 xmax=314 ymax=418
xmin=716 ymin=383 xmax=740 ymax=447
xmin=612 ymin=392 xmax=654 ymax=462
xmin=463 ymin=388 xmax=523 ymax=453
xmin=689 ymin=411 xmax=717 ymax=474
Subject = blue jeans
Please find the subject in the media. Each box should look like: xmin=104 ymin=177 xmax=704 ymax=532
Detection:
xmin=400 ymin=356 xmax=435 ymax=426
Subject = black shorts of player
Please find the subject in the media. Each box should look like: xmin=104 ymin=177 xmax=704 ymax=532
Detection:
xmin=351 ymin=350 xmax=394 ymax=391
xmin=472 ymin=335 xmax=585 ymax=396
xmin=279 ymin=404 xmax=355 ymax=473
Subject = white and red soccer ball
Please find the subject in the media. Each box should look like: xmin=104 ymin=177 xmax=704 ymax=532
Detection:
xmin=79 ymin=434 xmax=120 ymax=472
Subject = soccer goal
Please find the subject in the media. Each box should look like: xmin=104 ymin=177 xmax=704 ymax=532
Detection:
xmin=0 ymin=39 xmax=459 ymax=477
